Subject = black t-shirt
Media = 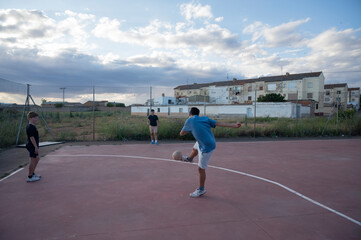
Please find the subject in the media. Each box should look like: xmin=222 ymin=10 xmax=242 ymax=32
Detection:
xmin=148 ymin=115 xmax=158 ymax=126
xmin=26 ymin=124 xmax=39 ymax=149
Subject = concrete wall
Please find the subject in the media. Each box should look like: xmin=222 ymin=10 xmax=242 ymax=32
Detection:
xmin=131 ymin=103 xmax=310 ymax=118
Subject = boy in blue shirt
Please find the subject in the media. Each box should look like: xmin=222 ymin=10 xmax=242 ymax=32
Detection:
xmin=180 ymin=107 xmax=241 ymax=197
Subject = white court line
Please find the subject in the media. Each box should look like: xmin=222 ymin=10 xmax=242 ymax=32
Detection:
xmin=46 ymin=154 xmax=361 ymax=227
xmin=0 ymin=167 xmax=24 ymax=182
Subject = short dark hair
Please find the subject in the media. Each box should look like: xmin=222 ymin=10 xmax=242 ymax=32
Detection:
xmin=27 ymin=111 xmax=38 ymax=119
xmin=189 ymin=107 xmax=200 ymax=116
xmin=150 ymin=109 xmax=155 ymax=112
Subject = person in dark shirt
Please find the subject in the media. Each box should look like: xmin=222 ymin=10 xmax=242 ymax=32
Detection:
xmin=26 ymin=112 xmax=41 ymax=182
xmin=147 ymin=109 xmax=159 ymax=145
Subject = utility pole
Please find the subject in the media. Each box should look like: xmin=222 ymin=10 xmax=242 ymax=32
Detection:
xmin=149 ymin=86 xmax=152 ymax=113
xmin=254 ymin=86 xmax=257 ymax=138
xmin=60 ymin=87 xmax=66 ymax=104
xmin=92 ymin=86 xmax=95 ymax=141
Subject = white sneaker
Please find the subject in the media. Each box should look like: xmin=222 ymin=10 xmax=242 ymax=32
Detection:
xmin=182 ymin=156 xmax=193 ymax=163
xmin=33 ymin=173 xmax=41 ymax=178
xmin=190 ymin=188 xmax=206 ymax=197
xmin=27 ymin=175 xmax=40 ymax=182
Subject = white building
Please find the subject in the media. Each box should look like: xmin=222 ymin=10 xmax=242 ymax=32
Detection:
xmin=174 ymin=72 xmax=325 ymax=115
xmin=348 ymin=87 xmax=360 ymax=110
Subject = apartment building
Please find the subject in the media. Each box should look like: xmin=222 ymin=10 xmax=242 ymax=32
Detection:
xmin=348 ymin=87 xmax=360 ymax=110
xmin=323 ymin=83 xmax=348 ymax=114
xmin=174 ymin=71 xmax=325 ymax=114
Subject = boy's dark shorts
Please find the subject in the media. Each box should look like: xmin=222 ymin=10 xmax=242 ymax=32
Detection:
xmin=26 ymin=147 xmax=38 ymax=158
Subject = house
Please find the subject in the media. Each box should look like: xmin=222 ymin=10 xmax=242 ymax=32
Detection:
xmin=347 ymin=87 xmax=360 ymax=110
xmin=324 ymin=83 xmax=348 ymax=115
xmin=174 ymin=72 xmax=325 ymax=115
xmin=83 ymin=101 xmax=108 ymax=107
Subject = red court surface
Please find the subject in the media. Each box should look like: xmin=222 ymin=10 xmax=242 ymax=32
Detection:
xmin=1 ymin=139 xmax=361 ymax=240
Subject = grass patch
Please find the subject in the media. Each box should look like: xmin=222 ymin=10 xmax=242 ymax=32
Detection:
xmin=1 ymin=109 xmax=360 ymax=148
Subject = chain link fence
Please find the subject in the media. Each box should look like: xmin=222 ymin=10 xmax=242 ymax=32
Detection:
xmin=1 ymin=79 xmax=360 ymax=148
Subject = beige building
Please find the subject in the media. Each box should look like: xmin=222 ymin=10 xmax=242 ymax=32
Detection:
xmin=323 ymin=83 xmax=348 ymax=115
xmin=348 ymin=87 xmax=360 ymax=110
xmin=174 ymin=71 xmax=325 ymax=114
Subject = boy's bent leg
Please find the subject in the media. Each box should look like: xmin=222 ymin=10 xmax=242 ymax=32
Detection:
xmin=189 ymin=148 xmax=198 ymax=160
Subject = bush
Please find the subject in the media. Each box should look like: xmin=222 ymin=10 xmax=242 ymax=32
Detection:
xmin=55 ymin=103 xmax=63 ymax=108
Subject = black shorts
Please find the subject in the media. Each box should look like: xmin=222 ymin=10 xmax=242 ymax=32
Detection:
xmin=26 ymin=147 xmax=38 ymax=158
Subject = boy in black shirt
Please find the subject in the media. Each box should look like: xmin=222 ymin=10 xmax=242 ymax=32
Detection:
xmin=147 ymin=109 xmax=159 ymax=145
xmin=26 ymin=112 xmax=41 ymax=182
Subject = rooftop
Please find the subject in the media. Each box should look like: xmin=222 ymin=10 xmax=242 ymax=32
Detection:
xmin=174 ymin=71 xmax=323 ymax=90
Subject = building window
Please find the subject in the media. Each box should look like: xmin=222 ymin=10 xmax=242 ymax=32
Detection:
xmin=268 ymin=84 xmax=276 ymax=91
xmin=308 ymin=82 xmax=313 ymax=88
xmin=168 ymin=99 xmax=172 ymax=104
xmin=283 ymin=83 xmax=287 ymax=88
xmin=157 ymin=108 xmax=160 ymax=112
xmin=248 ymin=86 xmax=252 ymax=92
xmin=325 ymin=97 xmax=330 ymax=102
xmin=326 ymin=91 xmax=330 ymax=95
xmin=248 ymin=96 xmax=252 ymax=101
xmin=288 ymin=82 xmax=296 ymax=89
xmin=179 ymin=108 xmax=183 ymax=113
xmin=307 ymin=93 xmax=313 ymax=99
xmin=337 ymin=90 xmax=341 ymax=94
xmin=316 ymin=104 xmax=318 ymax=110
xmin=288 ymin=93 xmax=297 ymax=100
xmin=259 ymin=86 xmax=263 ymax=90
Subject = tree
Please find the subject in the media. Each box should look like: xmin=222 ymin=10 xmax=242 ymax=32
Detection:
xmin=41 ymin=98 xmax=47 ymax=104
xmin=257 ymin=93 xmax=285 ymax=102
xmin=54 ymin=103 xmax=63 ymax=108
xmin=107 ymin=102 xmax=114 ymax=107
xmin=116 ymin=103 xmax=125 ymax=107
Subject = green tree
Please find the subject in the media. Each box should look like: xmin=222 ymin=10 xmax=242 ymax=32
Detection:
xmin=257 ymin=93 xmax=285 ymax=102
xmin=116 ymin=103 xmax=125 ymax=107
xmin=107 ymin=102 xmax=114 ymax=107
xmin=55 ymin=103 xmax=63 ymax=108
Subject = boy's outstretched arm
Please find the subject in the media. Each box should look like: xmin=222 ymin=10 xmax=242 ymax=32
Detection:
xmin=180 ymin=130 xmax=189 ymax=136
xmin=215 ymin=122 xmax=241 ymax=128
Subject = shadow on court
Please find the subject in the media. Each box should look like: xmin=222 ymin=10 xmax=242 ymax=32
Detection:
xmin=1 ymin=139 xmax=360 ymax=239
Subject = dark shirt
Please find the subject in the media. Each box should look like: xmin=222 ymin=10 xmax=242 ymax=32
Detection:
xmin=26 ymin=124 xmax=39 ymax=149
xmin=148 ymin=115 xmax=158 ymax=126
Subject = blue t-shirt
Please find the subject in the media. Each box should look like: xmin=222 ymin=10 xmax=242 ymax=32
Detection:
xmin=182 ymin=115 xmax=217 ymax=153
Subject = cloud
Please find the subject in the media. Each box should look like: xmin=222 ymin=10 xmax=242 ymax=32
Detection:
xmin=0 ymin=9 xmax=96 ymax=57
xmin=92 ymin=18 xmax=243 ymax=55
xmin=243 ymin=18 xmax=310 ymax=47
xmin=180 ymin=1 xmax=213 ymax=21
xmin=215 ymin=17 xmax=224 ymax=23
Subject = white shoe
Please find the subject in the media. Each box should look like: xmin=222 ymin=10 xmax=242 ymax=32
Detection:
xmin=33 ymin=173 xmax=41 ymax=178
xmin=182 ymin=156 xmax=193 ymax=163
xmin=190 ymin=188 xmax=206 ymax=197
xmin=27 ymin=175 xmax=40 ymax=182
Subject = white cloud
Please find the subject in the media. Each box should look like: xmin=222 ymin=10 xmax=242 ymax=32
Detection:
xmin=243 ymin=18 xmax=310 ymax=47
xmin=0 ymin=9 xmax=96 ymax=57
xmin=215 ymin=17 xmax=224 ymax=22
xmin=180 ymin=1 xmax=213 ymax=21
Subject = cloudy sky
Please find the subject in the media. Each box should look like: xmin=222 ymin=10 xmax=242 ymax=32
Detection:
xmin=0 ymin=0 xmax=360 ymax=105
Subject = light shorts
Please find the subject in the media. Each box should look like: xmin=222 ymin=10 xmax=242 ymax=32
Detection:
xmin=193 ymin=141 xmax=214 ymax=169
xmin=149 ymin=126 xmax=158 ymax=134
